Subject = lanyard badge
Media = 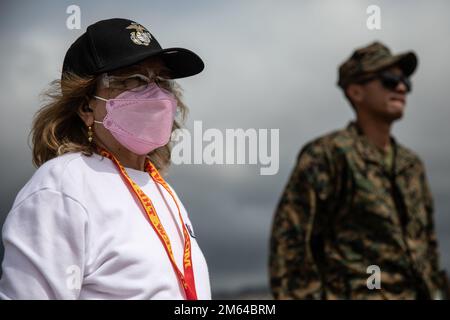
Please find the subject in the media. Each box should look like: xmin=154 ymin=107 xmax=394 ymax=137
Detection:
xmin=98 ymin=147 xmax=198 ymax=300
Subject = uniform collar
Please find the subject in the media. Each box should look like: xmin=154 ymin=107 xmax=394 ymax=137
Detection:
xmin=346 ymin=122 xmax=416 ymax=174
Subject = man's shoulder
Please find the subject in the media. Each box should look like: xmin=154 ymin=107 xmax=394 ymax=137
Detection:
xmin=395 ymin=142 xmax=425 ymax=170
xmin=300 ymin=126 xmax=355 ymax=158
xmin=299 ymin=125 xmax=426 ymax=172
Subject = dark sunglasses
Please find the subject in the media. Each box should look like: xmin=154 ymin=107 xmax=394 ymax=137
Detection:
xmin=359 ymin=72 xmax=412 ymax=93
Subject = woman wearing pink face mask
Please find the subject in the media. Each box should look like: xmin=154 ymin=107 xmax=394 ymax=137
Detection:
xmin=0 ymin=18 xmax=211 ymax=300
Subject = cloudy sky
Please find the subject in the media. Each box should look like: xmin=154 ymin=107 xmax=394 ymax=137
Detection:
xmin=0 ymin=0 xmax=449 ymax=297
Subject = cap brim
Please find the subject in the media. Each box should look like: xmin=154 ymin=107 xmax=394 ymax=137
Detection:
xmin=157 ymin=47 xmax=205 ymax=79
xmin=375 ymin=51 xmax=418 ymax=77
xmin=96 ymin=47 xmax=204 ymax=79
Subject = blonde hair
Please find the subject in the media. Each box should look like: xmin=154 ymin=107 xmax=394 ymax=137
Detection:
xmin=31 ymin=71 xmax=187 ymax=172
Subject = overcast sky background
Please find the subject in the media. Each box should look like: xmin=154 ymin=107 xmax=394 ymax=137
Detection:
xmin=0 ymin=0 xmax=449 ymax=297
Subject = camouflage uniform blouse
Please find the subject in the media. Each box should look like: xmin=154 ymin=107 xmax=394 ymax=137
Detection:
xmin=270 ymin=123 xmax=447 ymax=299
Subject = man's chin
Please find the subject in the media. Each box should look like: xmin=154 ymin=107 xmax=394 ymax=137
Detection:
xmin=383 ymin=109 xmax=404 ymax=122
xmin=376 ymin=108 xmax=404 ymax=123
xmin=391 ymin=112 xmax=404 ymax=121
xmin=386 ymin=102 xmax=405 ymax=120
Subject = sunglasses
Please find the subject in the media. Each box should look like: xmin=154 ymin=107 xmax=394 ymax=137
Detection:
xmin=360 ymin=72 xmax=412 ymax=93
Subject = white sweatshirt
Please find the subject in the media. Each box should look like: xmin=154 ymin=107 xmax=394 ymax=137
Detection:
xmin=0 ymin=152 xmax=211 ymax=300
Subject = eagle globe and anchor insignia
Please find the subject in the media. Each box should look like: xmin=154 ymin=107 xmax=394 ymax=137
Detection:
xmin=126 ymin=22 xmax=152 ymax=46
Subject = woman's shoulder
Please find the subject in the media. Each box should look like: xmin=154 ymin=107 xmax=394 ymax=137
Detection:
xmin=14 ymin=152 xmax=102 ymax=206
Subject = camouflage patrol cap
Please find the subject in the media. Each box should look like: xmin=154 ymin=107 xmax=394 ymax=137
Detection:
xmin=337 ymin=41 xmax=418 ymax=89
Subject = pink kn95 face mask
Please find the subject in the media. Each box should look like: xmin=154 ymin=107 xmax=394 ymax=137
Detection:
xmin=93 ymin=83 xmax=177 ymax=155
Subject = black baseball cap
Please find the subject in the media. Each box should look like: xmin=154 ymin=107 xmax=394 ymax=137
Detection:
xmin=62 ymin=18 xmax=204 ymax=79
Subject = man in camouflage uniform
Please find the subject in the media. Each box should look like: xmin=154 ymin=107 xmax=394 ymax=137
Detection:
xmin=270 ymin=42 xmax=449 ymax=299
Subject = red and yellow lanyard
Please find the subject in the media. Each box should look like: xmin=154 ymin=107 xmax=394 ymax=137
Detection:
xmin=98 ymin=147 xmax=197 ymax=300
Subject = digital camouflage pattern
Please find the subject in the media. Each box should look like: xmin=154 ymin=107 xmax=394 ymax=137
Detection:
xmin=337 ymin=41 xmax=418 ymax=89
xmin=270 ymin=122 xmax=449 ymax=300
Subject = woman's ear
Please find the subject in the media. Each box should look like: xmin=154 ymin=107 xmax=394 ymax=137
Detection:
xmin=77 ymin=100 xmax=95 ymax=126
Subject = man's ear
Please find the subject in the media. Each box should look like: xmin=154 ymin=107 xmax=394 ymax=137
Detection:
xmin=346 ymin=83 xmax=365 ymax=105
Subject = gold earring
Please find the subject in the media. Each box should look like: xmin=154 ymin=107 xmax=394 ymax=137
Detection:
xmin=88 ymin=125 xmax=93 ymax=143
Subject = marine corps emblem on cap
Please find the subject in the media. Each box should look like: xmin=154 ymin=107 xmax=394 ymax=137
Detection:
xmin=126 ymin=22 xmax=152 ymax=46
